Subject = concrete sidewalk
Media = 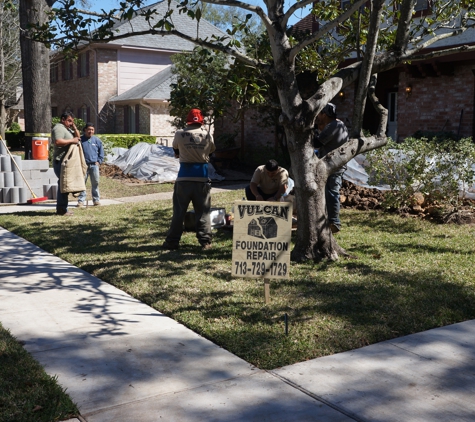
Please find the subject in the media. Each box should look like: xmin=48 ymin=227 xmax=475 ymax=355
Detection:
xmin=0 ymin=183 xmax=247 ymax=214
xmin=1 ymin=191 xmax=475 ymax=421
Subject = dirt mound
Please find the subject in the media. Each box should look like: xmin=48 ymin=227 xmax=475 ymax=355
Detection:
xmin=341 ymin=180 xmax=475 ymax=225
xmin=100 ymin=164 xmax=153 ymax=184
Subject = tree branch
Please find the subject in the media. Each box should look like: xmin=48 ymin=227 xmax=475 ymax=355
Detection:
xmin=200 ymin=0 xmax=273 ymax=31
xmin=403 ymin=43 xmax=475 ymax=62
xmin=394 ymin=0 xmax=417 ymax=54
xmin=409 ymin=27 xmax=467 ymax=52
xmin=367 ymin=74 xmax=388 ymax=139
xmin=282 ymin=0 xmax=315 ymax=28
xmin=76 ymin=8 xmax=120 ymax=19
xmin=351 ymin=0 xmax=385 ymax=137
xmin=289 ymin=0 xmax=367 ymax=63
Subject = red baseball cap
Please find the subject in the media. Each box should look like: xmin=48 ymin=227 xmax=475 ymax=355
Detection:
xmin=186 ymin=109 xmax=204 ymax=125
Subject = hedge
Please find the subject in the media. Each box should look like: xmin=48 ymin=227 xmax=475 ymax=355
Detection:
xmin=97 ymin=134 xmax=156 ymax=149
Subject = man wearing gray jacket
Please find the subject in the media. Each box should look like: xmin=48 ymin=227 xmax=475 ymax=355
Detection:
xmin=314 ymin=103 xmax=349 ymax=233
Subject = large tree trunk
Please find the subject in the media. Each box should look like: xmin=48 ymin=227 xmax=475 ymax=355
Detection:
xmin=19 ymin=0 xmax=53 ymax=159
xmin=284 ymin=125 xmax=345 ymax=262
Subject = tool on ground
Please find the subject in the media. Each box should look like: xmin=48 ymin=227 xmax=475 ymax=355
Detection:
xmin=0 ymin=135 xmax=49 ymax=204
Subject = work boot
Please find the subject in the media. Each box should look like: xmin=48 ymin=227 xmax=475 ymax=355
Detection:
xmin=330 ymin=223 xmax=340 ymax=234
xmin=76 ymin=202 xmax=84 ymax=208
xmin=56 ymin=209 xmax=74 ymax=216
xmin=93 ymin=201 xmax=101 ymax=206
xmin=162 ymin=241 xmax=179 ymax=250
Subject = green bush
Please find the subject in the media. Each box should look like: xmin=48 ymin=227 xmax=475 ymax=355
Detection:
xmin=412 ymin=130 xmax=458 ymax=143
xmin=8 ymin=122 xmax=21 ymax=132
xmin=4 ymin=131 xmax=25 ymax=149
xmin=96 ymin=134 xmax=156 ymax=149
xmin=365 ymin=137 xmax=475 ymax=210
xmin=52 ymin=117 xmax=85 ymax=131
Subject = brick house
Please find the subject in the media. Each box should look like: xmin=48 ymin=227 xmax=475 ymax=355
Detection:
xmin=288 ymin=2 xmax=475 ymax=142
xmin=50 ymin=0 xmax=225 ymax=139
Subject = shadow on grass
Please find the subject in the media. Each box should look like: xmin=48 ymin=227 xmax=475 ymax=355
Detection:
xmin=1 ymin=205 xmax=475 ymax=370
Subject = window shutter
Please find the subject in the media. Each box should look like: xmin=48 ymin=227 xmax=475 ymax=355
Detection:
xmin=77 ymin=58 xmax=81 ymax=77
xmin=70 ymin=61 xmax=74 ymax=79
xmin=135 ymin=104 xmax=140 ymax=133
xmin=86 ymin=51 xmax=90 ymax=76
xmin=124 ymin=106 xmax=129 ymax=133
xmin=87 ymin=107 xmax=90 ymax=123
xmin=62 ymin=61 xmax=65 ymax=81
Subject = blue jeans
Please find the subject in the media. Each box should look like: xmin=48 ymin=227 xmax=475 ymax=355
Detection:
xmin=77 ymin=164 xmax=100 ymax=203
xmin=326 ymin=173 xmax=343 ymax=229
xmin=53 ymin=159 xmax=70 ymax=213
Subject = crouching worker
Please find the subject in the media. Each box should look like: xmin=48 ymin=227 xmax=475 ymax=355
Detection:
xmin=245 ymin=159 xmax=288 ymax=201
xmin=162 ymin=109 xmax=216 ymax=251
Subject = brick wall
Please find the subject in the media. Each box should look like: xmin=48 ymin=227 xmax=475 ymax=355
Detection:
xmin=398 ymin=65 xmax=474 ymax=140
xmin=96 ymin=49 xmax=119 ymax=134
xmin=149 ymin=103 xmax=175 ymax=137
xmin=50 ymin=49 xmax=97 ymax=125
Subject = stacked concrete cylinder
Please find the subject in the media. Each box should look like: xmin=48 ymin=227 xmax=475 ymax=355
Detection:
xmin=0 ymin=151 xmax=58 ymax=204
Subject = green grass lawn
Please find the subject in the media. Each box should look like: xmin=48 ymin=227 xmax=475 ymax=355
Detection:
xmin=1 ymin=189 xmax=474 ymax=372
xmin=0 ymin=323 xmax=78 ymax=422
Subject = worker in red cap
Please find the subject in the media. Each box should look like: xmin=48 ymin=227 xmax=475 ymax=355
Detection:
xmin=162 ymin=108 xmax=216 ymax=250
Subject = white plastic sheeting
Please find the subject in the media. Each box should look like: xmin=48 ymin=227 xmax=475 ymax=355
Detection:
xmin=106 ymin=143 xmax=224 ymax=183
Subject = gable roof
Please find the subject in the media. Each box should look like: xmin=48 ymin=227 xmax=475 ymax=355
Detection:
xmin=109 ymin=65 xmax=176 ymax=103
xmin=105 ymin=0 xmax=227 ymax=52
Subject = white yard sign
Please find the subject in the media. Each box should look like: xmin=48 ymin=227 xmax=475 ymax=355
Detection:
xmin=231 ymin=200 xmax=292 ymax=280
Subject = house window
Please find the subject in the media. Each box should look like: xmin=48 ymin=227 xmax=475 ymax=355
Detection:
xmin=62 ymin=59 xmax=73 ymax=81
xmin=125 ymin=105 xmax=140 ymax=133
xmin=51 ymin=107 xmax=58 ymax=118
xmin=77 ymin=52 xmax=89 ymax=78
xmin=78 ymin=105 xmax=89 ymax=123
xmin=50 ymin=63 xmax=59 ymax=83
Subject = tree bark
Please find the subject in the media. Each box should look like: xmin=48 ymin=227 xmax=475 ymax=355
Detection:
xmin=19 ymin=0 xmax=53 ymax=159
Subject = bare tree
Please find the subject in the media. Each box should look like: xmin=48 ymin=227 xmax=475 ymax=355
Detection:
xmin=0 ymin=0 xmax=22 ymax=138
xmin=33 ymin=0 xmax=475 ymax=260
xmin=19 ymin=0 xmax=56 ymax=158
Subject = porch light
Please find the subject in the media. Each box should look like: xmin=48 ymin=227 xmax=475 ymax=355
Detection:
xmin=405 ymin=85 xmax=412 ymax=95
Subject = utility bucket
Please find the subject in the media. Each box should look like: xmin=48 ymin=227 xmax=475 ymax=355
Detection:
xmin=32 ymin=138 xmax=49 ymax=160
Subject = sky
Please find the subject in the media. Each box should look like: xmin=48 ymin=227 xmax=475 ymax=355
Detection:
xmin=86 ymin=0 xmax=309 ymax=27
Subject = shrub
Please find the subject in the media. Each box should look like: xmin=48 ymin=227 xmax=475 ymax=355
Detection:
xmin=365 ymin=137 xmax=475 ymax=210
xmin=412 ymin=130 xmax=458 ymax=143
xmin=96 ymin=134 xmax=156 ymax=149
xmin=8 ymin=122 xmax=21 ymax=132
xmin=4 ymin=131 xmax=25 ymax=149
xmin=52 ymin=117 xmax=85 ymax=131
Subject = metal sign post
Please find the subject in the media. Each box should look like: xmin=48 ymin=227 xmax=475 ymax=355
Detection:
xmin=231 ymin=200 xmax=292 ymax=303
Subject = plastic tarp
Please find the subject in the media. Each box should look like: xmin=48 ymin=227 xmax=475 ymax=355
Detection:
xmin=106 ymin=143 xmax=225 ymax=183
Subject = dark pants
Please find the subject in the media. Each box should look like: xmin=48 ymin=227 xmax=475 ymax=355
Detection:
xmin=245 ymin=185 xmax=277 ymax=201
xmin=53 ymin=159 xmax=70 ymax=214
xmin=326 ymin=173 xmax=343 ymax=229
xmin=166 ymin=181 xmax=212 ymax=246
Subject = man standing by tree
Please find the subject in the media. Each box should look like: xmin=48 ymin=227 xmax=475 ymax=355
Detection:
xmin=52 ymin=111 xmax=80 ymax=216
xmin=162 ymin=108 xmax=215 ymax=251
xmin=77 ymin=122 xmax=104 ymax=207
xmin=314 ymin=103 xmax=349 ymax=234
